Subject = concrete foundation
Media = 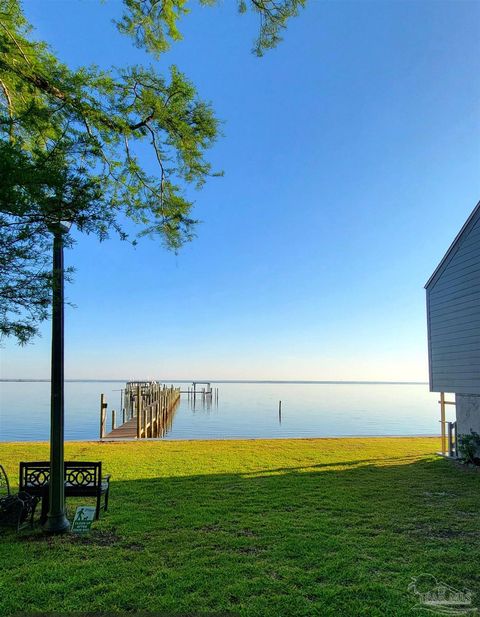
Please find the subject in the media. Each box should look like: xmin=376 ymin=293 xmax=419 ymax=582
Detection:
xmin=455 ymin=393 xmax=480 ymax=437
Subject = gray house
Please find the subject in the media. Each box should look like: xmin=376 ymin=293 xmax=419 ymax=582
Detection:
xmin=425 ymin=200 xmax=480 ymax=455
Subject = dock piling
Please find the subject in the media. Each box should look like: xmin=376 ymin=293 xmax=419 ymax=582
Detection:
xmin=99 ymin=394 xmax=107 ymax=438
xmin=136 ymin=384 xmax=141 ymax=438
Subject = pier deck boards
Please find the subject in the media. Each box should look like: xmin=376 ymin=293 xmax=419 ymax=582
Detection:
xmin=104 ymin=417 xmax=137 ymax=439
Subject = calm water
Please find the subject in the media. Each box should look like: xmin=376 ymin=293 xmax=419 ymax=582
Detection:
xmin=0 ymin=381 xmax=450 ymax=442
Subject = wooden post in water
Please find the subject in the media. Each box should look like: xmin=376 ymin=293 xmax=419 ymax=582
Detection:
xmin=164 ymin=386 xmax=168 ymax=422
xmin=136 ymin=384 xmax=141 ymax=438
xmin=159 ymin=387 xmax=162 ymax=430
xmin=99 ymin=394 xmax=107 ymax=438
xmin=112 ymin=409 xmax=116 ymax=431
xmin=152 ymin=385 xmax=156 ymax=438
xmin=149 ymin=401 xmax=153 ymax=438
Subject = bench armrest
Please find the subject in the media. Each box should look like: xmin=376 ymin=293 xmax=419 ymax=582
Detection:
xmin=103 ymin=474 xmax=111 ymax=482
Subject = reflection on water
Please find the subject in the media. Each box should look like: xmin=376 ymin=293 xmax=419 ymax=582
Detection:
xmin=189 ymin=391 xmax=218 ymax=414
xmin=0 ymin=381 xmax=449 ymax=442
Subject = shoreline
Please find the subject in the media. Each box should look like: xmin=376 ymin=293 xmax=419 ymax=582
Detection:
xmin=0 ymin=435 xmax=440 ymax=445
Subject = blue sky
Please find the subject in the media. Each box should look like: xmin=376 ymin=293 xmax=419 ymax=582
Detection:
xmin=1 ymin=0 xmax=479 ymax=381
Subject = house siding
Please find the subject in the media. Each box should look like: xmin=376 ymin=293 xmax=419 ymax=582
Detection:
xmin=427 ymin=214 xmax=480 ymax=394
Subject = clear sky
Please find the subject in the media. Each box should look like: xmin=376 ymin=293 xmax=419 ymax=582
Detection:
xmin=1 ymin=0 xmax=479 ymax=381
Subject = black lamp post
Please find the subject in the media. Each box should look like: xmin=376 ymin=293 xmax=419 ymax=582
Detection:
xmin=43 ymin=220 xmax=71 ymax=534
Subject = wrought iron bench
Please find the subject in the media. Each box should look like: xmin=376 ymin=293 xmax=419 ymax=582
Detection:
xmin=0 ymin=464 xmax=39 ymax=532
xmin=19 ymin=461 xmax=111 ymax=523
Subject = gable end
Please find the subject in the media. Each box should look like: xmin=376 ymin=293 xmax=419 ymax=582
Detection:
xmin=425 ymin=200 xmax=480 ymax=290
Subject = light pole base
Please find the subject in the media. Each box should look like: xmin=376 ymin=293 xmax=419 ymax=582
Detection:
xmin=42 ymin=512 xmax=70 ymax=534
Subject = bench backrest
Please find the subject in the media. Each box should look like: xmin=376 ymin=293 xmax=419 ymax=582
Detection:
xmin=20 ymin=461 xmax=102 ymax=491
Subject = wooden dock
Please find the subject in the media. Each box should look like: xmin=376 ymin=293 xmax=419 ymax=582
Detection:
xmin=100 ymin=382 xmax=181 ymax=440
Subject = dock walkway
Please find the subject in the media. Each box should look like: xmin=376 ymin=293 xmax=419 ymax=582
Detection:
xmin=104 ymin=417 xmax=137 ymax=439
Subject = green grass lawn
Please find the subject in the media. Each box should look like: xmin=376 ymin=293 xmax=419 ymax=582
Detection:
xmin=0 ymin=437 xmax=479 ymax=616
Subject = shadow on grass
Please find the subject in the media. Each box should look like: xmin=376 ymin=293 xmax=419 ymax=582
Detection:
xmin=1 ymin=456 xmax=480 ymax=617
xmin=9 ymin=456 xmax=480 ymax=546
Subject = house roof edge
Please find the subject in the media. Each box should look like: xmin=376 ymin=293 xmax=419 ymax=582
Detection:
xmin=425 ymin=200 xmax=480 ymax=290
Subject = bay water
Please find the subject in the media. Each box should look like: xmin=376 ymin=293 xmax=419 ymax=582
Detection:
xmin=0 ymin=381 xmax=449 ymax=442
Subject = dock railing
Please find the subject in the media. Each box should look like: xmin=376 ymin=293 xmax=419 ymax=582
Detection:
xmin=133 ymin=382 xmax=180 ymax=438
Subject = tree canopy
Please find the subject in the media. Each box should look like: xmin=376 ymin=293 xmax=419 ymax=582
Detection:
xmin=0 ymin=0 xmax=306 ymax=343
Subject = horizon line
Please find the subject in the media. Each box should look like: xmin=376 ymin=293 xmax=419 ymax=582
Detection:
xmin=0 ymin=378 xmax=429 ymax=385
